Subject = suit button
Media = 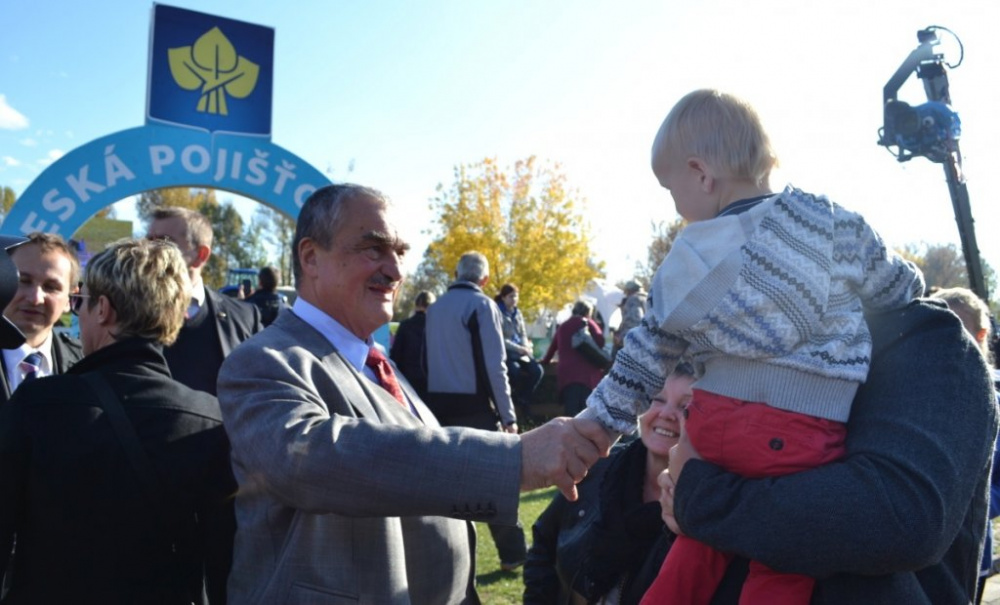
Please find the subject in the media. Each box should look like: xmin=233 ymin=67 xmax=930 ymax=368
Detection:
xmin=769 ymin=438 xmax=784 ymax=451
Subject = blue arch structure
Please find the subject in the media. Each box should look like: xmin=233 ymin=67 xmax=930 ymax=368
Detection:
xmin=0 ymin=124 xmax=331 ymax=238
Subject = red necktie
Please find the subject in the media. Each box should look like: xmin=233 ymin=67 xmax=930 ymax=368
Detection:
xmin=365 ymin=348 xmax=408 ymax=409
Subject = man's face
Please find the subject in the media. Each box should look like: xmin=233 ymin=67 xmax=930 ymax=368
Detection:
xmin=147 ymin=216 xmax=197 ymax=270
xmin=4 ymin=244 xmax=74 ymax=346
xmin=301 ymin=197 xmax=408 ymax=340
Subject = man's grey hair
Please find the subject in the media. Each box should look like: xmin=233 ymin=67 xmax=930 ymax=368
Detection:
xmin=292 ymin=183 xmax=388 ymax=288
xmin=456 ymin=251 xmax=489 ymax=283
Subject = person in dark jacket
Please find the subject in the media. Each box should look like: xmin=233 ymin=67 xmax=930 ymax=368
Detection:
xmin=245 ymin=266 xmax=289 ymax=327
xmin=0 ymin=238 xmax=236 ymax=605
xmin=389 ymin=290 xmax=434 ymax=402
xmin=0 ymin=232 xmax=83 ymax=404
xmin=660 ymin=299 xmax=998 ymax=604
xmin=147 ymin=207 xmax=263 ymax=395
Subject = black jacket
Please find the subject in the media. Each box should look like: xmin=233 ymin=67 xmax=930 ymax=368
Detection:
xmin=389 ymin=311 xmax=428 ymax=400
xmin=0 ymin=331 xmax=83 ymax=405
xmin=0 ymin=337 xmax=236 ymax=604
xmin=525 ymin=439 xmax=747 ymax=605
xmin=164 ymin=287 xmax=263 ymax=395
xmin=674 ymin=300 xmax=998 ymax=604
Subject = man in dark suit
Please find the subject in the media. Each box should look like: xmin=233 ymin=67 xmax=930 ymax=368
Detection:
xmin=147 ymin=207 xmax=262 ymax=395
xmin=0 ymin=232 xmax=83 ymax=404
xmin=217 ymin=184 xmax=612 ymax=604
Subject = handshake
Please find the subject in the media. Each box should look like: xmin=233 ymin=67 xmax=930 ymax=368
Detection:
xmin=519 ymin=416 xmax=616 ymax=501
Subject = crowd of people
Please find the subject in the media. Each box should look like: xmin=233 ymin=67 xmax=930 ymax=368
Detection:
xmin=0 ymin=86 xmax=996 ymax=605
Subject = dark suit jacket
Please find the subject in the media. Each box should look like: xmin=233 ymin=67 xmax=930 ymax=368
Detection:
xmin=389 ymin=311 xmax=428 ymax=400
xmin=164 ymin=287 xmax=263 ymax=395
xmin=0 ymin=337 xmax=237 ymax=605
xmin=0 ymin=330 xmax=83 ymax=405
xmin=674 ymin=301 xmax=997 ymax=604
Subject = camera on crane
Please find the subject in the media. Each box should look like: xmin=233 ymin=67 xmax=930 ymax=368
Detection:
xmin=880 ymin=99 xmax=961 ymax=163
xmin=877 ymin=26 xmax=964 ymax=164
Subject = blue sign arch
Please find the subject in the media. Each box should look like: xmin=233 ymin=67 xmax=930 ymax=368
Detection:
xmin=0 ymin=123 xmax=331 ymax=238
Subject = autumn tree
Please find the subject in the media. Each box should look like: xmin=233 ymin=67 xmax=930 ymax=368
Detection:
xmin=395 ymin=262 xmax=448 ymax=321
xmin=1 ymin=186 xmax=16 ymax=218
xmin=252 ymin=204 xmax=295 ymax=285
xmin=897 ymin=241 xmax=997 ymax=302
xmin=417 ymin=156 xmax=603 ymax=322
xmin=135 ymin=187 xmax=214 ymax=221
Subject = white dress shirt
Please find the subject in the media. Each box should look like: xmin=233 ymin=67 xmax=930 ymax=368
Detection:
xmin=292 ymin=298 xmax=415 ymax=414
xmin=4 ymin=336 xmax=54 ymax=393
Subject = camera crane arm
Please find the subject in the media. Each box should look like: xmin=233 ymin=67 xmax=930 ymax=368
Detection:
xmin=878 ymin=27 xmax=987 ymax=302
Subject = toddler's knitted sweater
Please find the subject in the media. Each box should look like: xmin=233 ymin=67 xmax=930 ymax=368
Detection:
xmin=588 ymin=186 xmax=925 ymax=434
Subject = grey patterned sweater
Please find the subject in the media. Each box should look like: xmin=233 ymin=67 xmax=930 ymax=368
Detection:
xmin=586 ymin=186 xmax=925 ymax=434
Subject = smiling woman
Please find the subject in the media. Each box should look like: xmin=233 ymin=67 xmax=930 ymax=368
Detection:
xmin=524 ymin=363 xmax=740 ymax=605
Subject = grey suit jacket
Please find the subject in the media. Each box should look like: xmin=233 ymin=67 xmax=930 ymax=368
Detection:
xmin=218 ymin=310 xmax=523 ymax=605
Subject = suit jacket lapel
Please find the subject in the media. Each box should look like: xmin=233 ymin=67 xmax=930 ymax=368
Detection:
xmin=282 ymin=311 xmax=426 ymax=428
xmin=203 ymin=289 xmax=232 ymax=358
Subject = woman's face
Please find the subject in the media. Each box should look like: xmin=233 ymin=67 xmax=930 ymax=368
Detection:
xmin=502 ymin=291 xmax=519 ymax=308
xmin=640 ymin=372 xmax=695 ymax=458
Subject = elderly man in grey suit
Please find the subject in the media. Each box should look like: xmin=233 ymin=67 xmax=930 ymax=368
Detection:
xmin=218 ymin=183 xmax=611 ymax=604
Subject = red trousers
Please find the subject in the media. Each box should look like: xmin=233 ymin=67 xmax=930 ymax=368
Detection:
xmin=640 ymin=390 xmax=847 ymax=605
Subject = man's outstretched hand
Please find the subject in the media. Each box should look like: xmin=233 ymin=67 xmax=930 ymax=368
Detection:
xmin=519 ymin=417 xmax=613 ymax=501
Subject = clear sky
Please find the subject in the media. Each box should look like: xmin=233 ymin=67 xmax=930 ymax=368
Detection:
xmin=2 ymin=0 xmax=999 ymax=292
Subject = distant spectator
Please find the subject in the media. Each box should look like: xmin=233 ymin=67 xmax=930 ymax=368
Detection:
xmin=495 ymin=283 xmax=544 ymax=419
xmin=390 ymin=290 xmax=435 ymax=401
xmin=426 ymin=252 xmax=527 ymax=571
xmin=541 ymin=300 xmax=606 ymax=416
xmin=245 ymin=266 xmax=289 ymax=327
xmin=612 ymin=279 xmax=646 ymax=360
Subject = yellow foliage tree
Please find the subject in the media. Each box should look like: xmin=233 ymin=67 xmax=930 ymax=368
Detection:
xmin=420 ymin=156 xmax=604 ymax=322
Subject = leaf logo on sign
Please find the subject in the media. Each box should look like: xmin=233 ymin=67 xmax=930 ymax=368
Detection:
xmin=167 ymin=27 xmax=259 ymax=116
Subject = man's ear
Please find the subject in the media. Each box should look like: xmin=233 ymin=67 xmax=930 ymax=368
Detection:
xmin=298 ymin=238 xmax=318 ymax=279
xmin=191 ymin=244 xmax=212 ymax=270
xmin=96 ymin=294 xmax=116 ymax=326
xmin=480 ymin=275 xmax=490 ymax=287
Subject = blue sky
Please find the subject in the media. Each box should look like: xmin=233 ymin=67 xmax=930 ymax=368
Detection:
xmin=2 ymin=0 xmax=1000 ymax=290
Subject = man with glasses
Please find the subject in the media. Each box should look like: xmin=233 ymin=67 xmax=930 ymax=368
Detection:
xmin=0 ymin=232 xmax=82 ymax=405
xmin=147 ymin=207 xmax=262 ymax=395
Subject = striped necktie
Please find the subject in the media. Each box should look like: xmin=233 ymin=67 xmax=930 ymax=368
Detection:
xmin=19 ymin=352 xmax=43 ymax=385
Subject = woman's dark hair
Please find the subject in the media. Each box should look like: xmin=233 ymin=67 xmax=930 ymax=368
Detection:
xmin=571 ymin=300 xmax=593 ymax=317
xmin=495 ymin=283 xmax=518 ymax=305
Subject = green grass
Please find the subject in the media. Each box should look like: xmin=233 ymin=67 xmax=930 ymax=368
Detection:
xmin=475 ymin=486 xmax=557 ymax=604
